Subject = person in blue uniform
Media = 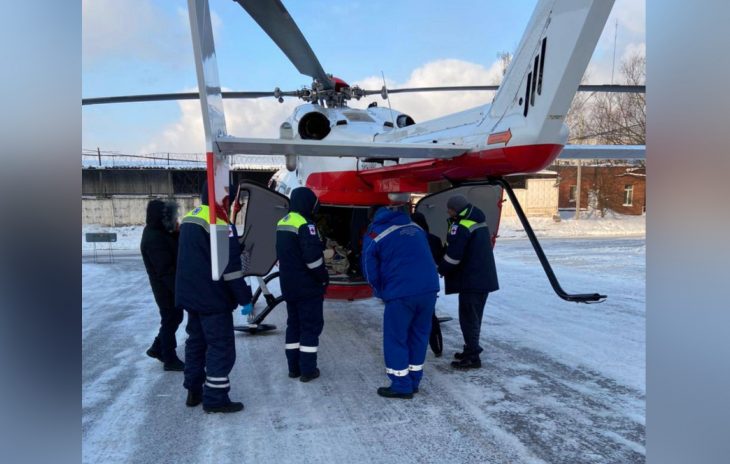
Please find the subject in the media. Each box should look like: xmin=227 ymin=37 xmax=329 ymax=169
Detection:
xmin=176 ymin=183 xmax=252 ymax=413
xmin=276 ymin=187 xmax=328 ymax=382
xmin=362 ymin=206 xmax=440 ymax=399
xmin=438 ymin=195 xmax=499 ymax=369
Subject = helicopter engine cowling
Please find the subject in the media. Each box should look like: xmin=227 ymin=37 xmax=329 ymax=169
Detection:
xmin=295 ymin=105 xmax=332 ymax=140
xmin=366 ymin=106 xmax=416 ymax=128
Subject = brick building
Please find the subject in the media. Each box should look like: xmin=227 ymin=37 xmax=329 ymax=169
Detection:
xmin=553 ymin=164 xmax=646 ymax=215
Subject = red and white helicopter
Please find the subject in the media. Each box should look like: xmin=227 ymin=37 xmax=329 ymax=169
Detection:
xmin=83 ymin=0 xmax=644 ymax=332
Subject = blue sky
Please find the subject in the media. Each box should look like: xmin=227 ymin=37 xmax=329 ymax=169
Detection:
xmin=82 ymin=0 xmax=645 ymax=155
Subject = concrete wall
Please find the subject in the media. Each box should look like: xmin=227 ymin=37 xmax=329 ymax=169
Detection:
xmin=83 ymin=177 xmax=559 ymax=225
xmin=82 ymin=169 xmax=276 ymax=196
xmin=501 ymin=178 xmax=559 ymax=218
xmin=82 ymin=195 xmax=201 ymax=226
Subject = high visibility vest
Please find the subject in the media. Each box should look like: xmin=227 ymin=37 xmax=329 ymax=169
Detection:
xmin=181 ymin=205 xmax=226 ymax=233
xmin=277 ymin=212 xmax=307 ymax=234
xmin=450 ymin=207 xmax=488 ymax=233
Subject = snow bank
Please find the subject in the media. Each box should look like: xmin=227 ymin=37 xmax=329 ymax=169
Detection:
xmin=499 ymin=211 xmax=645 ymax=239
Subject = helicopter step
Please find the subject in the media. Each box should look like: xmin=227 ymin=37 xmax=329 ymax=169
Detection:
xmin=234 ymin=273 xmax=284 ymax=334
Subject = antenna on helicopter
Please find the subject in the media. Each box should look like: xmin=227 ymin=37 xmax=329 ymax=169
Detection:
xmin=381 ymin=71 xmax=395 ymax=127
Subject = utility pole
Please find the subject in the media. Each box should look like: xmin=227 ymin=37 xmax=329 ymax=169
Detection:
xmin=97 ymin=147 xmax=102 ymax=167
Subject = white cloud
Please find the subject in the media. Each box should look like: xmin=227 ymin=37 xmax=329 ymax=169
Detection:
xmin=622 ymin=42 xmax=646 ymax=62
xmin=587 ymin=0 xmax=645 ymax=84
xmin=137 ymin=89 xmax=299 ymax=154
xmin=354 ymin=59 xmax=504 ymax=123
xmin=130 ymin=0 xmax=646 ymax=154
xmin=611 ymin=0 xmax=646 ymax=37
xmin=82 ymin=0 xmax=221 ymax=68
xmin=135 ymin=59 xmax=504 ymax=153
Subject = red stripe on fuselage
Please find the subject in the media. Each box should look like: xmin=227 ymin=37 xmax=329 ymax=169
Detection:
xmin=306 ymin=171 xmax=393 ymax=205
xmin=324 ymin=283 xmax=373 ymax=300
xmin=360 ymin=143 xmax=564 ymax=182
xmin=206 ymin=152 xmax=216 ymax=224
xmin=304 ymin=144 xmax=563 ymax=205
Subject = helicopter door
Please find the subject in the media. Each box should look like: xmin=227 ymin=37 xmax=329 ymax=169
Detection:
xmin=414 ymin=184 xmax=504 ymax=246
xmin=233 ymin=180 xmax=290 ymax=277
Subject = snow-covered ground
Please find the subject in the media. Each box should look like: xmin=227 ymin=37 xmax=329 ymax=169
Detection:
xmin=82 ymin=236 xmax=645 ymax=463
xmin=498 ymin=210 xmax=646 ymax=239
xmin=82 ymin=212 xmax=645 ymax=253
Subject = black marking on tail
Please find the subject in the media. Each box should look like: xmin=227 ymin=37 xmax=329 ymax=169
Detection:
xmin=523 ymin=73 xmax=532 ymax=117
xmin=538 ymin=37 xmax=547 ymax=95
xmin=531 ymin=55 xmax=539 ymax=106
xmin=523 ymin=36 xmax=548 ymax=117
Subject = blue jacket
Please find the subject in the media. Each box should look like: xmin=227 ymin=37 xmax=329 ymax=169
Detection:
xmin=175 ymin=194 xmax=252 ymax=313
xmin=276 ymin=187 xmax=328 ymax=303
xmin=438 ymin=203 xmax=499 ymax=294
xmin=362 ymin=208 xmax=439 ymax=302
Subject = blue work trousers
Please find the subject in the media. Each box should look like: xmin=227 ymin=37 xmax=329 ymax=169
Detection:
xmin=183 ymin=310 xmax=236 ymax=408
xmin=383 ymin=292 xmax=437 ymax=393
xmin=285 ymin=297 xmax=324 ymax=376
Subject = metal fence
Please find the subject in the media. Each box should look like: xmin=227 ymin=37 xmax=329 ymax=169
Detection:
xmin=82 ymin=150 xmax=285 ymax=171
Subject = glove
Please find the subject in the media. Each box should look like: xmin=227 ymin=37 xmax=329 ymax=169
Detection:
xmin=240 ymin=303 xmax=253 ymax=316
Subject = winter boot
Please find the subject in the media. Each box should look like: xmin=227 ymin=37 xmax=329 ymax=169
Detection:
xmin=163 ymin=358 xmax=185 ymax=371
xmin=203 ymin=401 xmax=244 ymax=414
xmin=376 ymin=387 xmax=413 ymax=399
xmin=186 ymin=390 xmax=202 ymax=407
xmin=299 ymin=368 xmax=320 ymax=383
xmin=453 ymin=345 xmax=468 ymax=360
xmin=450 ymin=357 xmax=482 ymax=369
xmin=146 ymin=339 xmax=162 ymax=362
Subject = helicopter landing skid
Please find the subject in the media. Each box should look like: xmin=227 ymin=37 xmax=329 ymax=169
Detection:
xmin=486 ymin=177 xmax=607 ymax=304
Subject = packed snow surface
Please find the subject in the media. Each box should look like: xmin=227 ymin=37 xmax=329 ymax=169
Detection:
xmin=83 ymin=235 xmax=645 ymax=463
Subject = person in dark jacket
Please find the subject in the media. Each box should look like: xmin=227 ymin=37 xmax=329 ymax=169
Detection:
xmin=362 ymin=207 xmax=440 ymax=399
xmin=176 ymin=183 xmax=252 ymax=413
xmin=276 ymin=187 xmax=328 ymax=382
xmin=411 ymin=212 xmax=445 ymax=357
xmin=438 ymin=195 xmax=499 ymax=369
xmin=141 ymin=199 xmax=185 ymax=371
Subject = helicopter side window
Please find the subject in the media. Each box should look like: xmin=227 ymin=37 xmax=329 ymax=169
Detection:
xmin=396 ymin=114 xmax=415 ymax=128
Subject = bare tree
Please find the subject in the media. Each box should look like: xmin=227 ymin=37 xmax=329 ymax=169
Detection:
xmin=498 ymin=51 xmax=512 ymax=77
xmin=589 ymin=54 xmax=645 ymax=144
xmin=589 ymin=167 xmax=626 ymax=217
xmin=491 ymin=51 xmax=512 ymax=85
xmin=565 ymin=72 xmax=595 ymax=143
xmin=567 ymin=53 xmax=646 ymax=145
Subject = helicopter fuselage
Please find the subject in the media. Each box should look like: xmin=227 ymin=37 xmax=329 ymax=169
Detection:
xmin=274 ymin=100 xmax=567 ymax=206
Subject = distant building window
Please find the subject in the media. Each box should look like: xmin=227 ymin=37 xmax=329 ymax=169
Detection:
xmin=569 ymin=185 xmax=576 ymax=202
xmin=623 ymin=184 xmax=634 ymax=206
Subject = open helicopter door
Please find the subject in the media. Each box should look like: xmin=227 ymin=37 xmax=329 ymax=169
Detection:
xmin=232 ymin=180 xmax=289 ymax=277
xmin=231 ymin=180 xmax=289 ymax=334
xmin=415 ymin=184 xmax=504 ymax=247
xmin=416 ymin=179 xmax=607 ymax=303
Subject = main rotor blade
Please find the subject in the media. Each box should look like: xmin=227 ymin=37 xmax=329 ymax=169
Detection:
xmin=82 ymin=90 xmax=287 ymax=106
xmin=83 ymin=84 xmax=645 ymax=106
xmin=233 ymin=0 xmax=332 ymax=90
xmin=363 ymin=84 xmax=645 ymax=96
